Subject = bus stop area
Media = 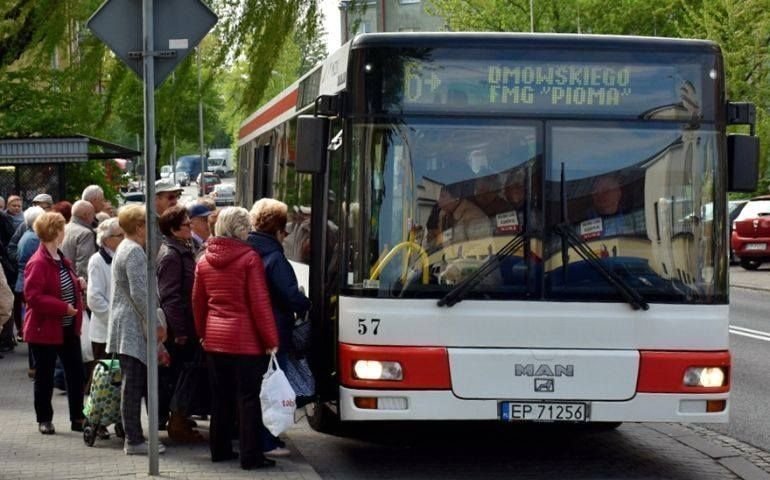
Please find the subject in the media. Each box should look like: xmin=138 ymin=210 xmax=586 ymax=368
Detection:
xmin=1 ymin=334 xmax=770 ymax=480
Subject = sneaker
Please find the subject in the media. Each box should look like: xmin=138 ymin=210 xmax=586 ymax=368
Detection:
xmin=263 ymin=447 xmax=291 ymax=457
xmin=124 ymin=441 xmax=166 ymax=455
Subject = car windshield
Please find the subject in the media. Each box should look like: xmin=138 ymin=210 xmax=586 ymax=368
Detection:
xmin=736 ymin=200 xmax=770 ymax=220
xmin=343 ymin=118 xmax=722 ymax=304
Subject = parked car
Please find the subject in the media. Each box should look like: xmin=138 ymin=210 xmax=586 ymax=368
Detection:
xmin=211 ymin=184 xmax=235 ymax=206
xmin=197 ymin=172 xmax=221 ymax=195
xmin=731 ymin=195 xmax=770 ymax=270
xmin=121 ymin=191 xmax=145 ymax=204
xmin=728 ymin=199 xmax=749 ymax=264
xmin=160 ymin=165 xmax=172 ymax=179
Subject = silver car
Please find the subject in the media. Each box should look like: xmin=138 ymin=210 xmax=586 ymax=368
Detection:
xmin=212 ymin=184 xmax=235 ymax=206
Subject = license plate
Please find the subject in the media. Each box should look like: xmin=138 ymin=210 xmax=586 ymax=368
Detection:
xmin=500 ymin=402 xmax=589 ymax=422
xmin=745 ymin=243 xmax=767 ymax=251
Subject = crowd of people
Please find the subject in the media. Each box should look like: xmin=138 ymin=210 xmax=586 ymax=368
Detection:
xmin=0 ymin=178 xmax=310 ymax=471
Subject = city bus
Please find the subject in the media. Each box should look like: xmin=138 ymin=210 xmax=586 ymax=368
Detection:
xmin=236 ymin=33 xmax=758 ymax=431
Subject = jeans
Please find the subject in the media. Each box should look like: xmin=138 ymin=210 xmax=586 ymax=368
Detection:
xmin=29 ymin=325 xmax=85 ymax=424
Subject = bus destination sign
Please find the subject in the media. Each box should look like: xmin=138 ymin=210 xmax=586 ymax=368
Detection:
xmin=398 ymin=59 xmax=704 ymax=118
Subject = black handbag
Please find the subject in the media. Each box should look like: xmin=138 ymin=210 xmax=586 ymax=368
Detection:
xmin=292 ymin=314 xmax=311 ymax=354
xmin=170 ymin=347 xmax=210 ymax=416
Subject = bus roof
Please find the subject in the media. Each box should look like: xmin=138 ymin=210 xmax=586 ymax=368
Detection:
xmin=350 ymin=32 xmax=720 ymax=54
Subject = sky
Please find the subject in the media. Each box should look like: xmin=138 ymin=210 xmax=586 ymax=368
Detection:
xmin=321 ymin=0 xmax=342 ymax=53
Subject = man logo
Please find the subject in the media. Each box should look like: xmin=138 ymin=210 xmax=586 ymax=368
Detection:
xmin=534 ymin=378 xmax=554 ymax=392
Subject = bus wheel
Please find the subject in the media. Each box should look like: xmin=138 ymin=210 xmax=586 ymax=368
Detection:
xmin=305 ymin=399 xmax=339 ymax=433
xmin=740 ymin=258 xmax=762 ymax=270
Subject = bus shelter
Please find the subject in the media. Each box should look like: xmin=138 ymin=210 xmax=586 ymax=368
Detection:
xmin=0 ymin=135 xmax=140 ymax=206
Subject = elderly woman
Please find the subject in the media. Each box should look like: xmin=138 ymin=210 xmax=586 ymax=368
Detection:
xmin=87 ymin=218 xmax=123 ymax=361
xmin=247 ymin=198 xmax=311 ymax=457
xmin=193 ymin=207 xmax=278 ymax=470
xmin=157 ymin=205 xmax=202 ymax=442
xmin=106 ymin=205 xmax=166 ymax=456
xmin=23 ymin=212 xmax=86 ymax=435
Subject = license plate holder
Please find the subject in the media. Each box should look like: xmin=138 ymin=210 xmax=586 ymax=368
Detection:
xmin=500 ymin=401 xmax=589 ymax=422
xmin=745 ymin=243 xmax=767 ymax=251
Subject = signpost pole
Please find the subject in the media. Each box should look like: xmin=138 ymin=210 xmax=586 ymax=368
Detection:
xmin=142 ymin=0 xmax=160 ymax=475
xmin=197 ymin=47 xmax=205 ymax=196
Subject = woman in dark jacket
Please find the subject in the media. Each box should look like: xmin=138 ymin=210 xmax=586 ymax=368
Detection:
xmin=193 ymin=206 xmax=279 ymax=470
xmin=157 ymin=205 xmax=202 ymax=442
xmin=247 ymin=198 xmax=311 ymax=457
xmin=23 ymin=212 xmax=86 ymax=435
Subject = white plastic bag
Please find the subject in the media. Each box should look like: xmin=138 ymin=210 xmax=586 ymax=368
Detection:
xmin=260 ymin=353 xmax=296 ymax=436
xmin=80 ymin=310 xmax=94 ymax=363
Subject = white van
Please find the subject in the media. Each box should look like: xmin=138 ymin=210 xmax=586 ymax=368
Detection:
xmin=207 ymin=148 xmax=233 ymax=177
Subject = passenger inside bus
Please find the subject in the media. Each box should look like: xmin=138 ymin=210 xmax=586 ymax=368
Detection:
xmin=424 ymin=181 xmax=491 ymax=253
xmin=578 ymin=173 xmax=645 ymax=242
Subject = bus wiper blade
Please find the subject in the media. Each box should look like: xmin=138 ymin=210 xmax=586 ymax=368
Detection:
xmin=552 ymin=223 xmax=649 ymax=311
xmin=437 ymin=234 xmax=525 ymax=308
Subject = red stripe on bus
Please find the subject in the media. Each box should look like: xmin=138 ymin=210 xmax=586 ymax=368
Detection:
xmin=636 ymin=350 xmax=730 ymax=393
xmin=339 ymin=343 xmax=452 ymax=390
xmin=238 ymin=90 xmax=298 ymax=140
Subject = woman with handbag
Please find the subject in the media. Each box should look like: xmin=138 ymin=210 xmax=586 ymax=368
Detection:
xmin=106 ymin=205 xmax=167 ymax=456
xmin=23 ymin=212 xmax=87 ymax=435
xmin=193 ymin=207 xmax=279 ymax=470
xmin=247 ymin=198 xmax=311 ymax=457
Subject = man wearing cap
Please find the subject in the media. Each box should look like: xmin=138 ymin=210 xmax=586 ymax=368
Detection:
xmin=155 ymin=179 xmax=184 ymax=217
xmin=187 ymin=203 xmax=212 ymax=252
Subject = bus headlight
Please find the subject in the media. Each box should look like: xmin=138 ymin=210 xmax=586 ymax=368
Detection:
xmin=683 ymin=367 xmax=726 ymax=388
xmin=353 ymin=360 xmax=403 ymax=381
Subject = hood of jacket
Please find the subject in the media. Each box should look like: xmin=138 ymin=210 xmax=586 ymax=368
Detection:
xmin=204 ymin=236 xmax=254 ymax=268
xmin=247 ymin=231 xmax=282 ymax=257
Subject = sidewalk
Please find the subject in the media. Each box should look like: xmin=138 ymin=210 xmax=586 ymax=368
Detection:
xmin=0 ymin=344 xmax=321 ymax=480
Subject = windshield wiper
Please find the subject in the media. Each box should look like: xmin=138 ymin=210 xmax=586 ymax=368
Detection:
xmin=437 ymin=233 xmax=526 ymax=307
xmin=552 ymin=223 xmax=649 ymax=311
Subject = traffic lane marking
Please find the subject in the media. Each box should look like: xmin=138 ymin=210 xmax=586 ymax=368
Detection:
xmin=729 ymin=325 xmax=770 ymax=342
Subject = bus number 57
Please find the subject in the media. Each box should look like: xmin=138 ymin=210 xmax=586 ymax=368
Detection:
xmin=358 ymin=318 xmax=381 ymax=335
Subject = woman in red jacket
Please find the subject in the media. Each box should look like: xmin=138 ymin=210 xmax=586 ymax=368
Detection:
xmin=23 ymin=212 xmax=86 ymax=435
xmin=193 ymin=206 xmax=278 ymax=470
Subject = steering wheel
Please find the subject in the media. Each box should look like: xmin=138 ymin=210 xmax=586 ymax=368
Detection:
xmin=370 ymin=241 xmax=430 ymax=285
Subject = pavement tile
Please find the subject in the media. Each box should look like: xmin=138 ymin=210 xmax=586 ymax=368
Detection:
xmin=720 ymin=457 xmax=770 ymax=480
xmin=677 ymin=435 xmax=743 ymax=459
xmin=0 ymin=345 xmax=320 ymax=480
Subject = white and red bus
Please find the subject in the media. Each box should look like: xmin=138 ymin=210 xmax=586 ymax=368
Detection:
xmin=237 ymin=33 xmax=758 ymax=431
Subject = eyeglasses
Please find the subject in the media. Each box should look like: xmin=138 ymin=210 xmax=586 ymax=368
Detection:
xmin=111 ymin=233 xmax=125 ymax=238
xmin=163 ymin=193 xmax=181 ymax=200
xmin=181 ymin=221 xmax=192 ymax=228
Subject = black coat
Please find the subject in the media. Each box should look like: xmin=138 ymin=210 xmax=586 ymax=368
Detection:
xmin=157 ymin=236 xmax=196 ymax=340
xmin=247 ymin=231 xmax=311 ymax=351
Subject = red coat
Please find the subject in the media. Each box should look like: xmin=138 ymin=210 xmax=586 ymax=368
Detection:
xmin=193 ymin=236 xmax=278 ymax=355
xmin=23 ymin=244 xmax=84 ymax=345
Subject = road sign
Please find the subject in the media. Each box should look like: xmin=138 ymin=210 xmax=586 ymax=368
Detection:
xmin=87 ymin=0 xmax=217 ymax=88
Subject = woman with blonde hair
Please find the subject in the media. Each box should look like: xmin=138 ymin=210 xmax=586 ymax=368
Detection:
xmin=23 ymin=212 xmax=86 ymax=435
xmin=193 ymin=207 xmax=278 ymax=470
xmin=106 ymin=204 xmax=166 ymax=456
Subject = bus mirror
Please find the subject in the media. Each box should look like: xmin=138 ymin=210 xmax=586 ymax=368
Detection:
xmin=296 ymin=115 xmax=330 ymax=174
xmin=727 ymin=134 xmax=759 ymax=192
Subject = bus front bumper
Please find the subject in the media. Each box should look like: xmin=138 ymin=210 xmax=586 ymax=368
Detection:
xmin=339 ymin=387 xmax=729 ymax=423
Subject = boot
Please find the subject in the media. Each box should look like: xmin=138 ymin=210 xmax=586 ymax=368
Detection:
xmin=167 ymin=413 xmax=204 ymax=443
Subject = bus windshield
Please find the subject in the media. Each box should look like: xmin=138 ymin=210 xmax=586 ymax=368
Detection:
xmin=345 ymin=118 xmax=722 ymax=304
